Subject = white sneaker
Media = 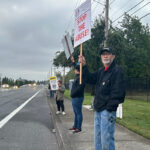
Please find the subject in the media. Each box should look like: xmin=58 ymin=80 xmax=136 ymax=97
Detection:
xmin=56 ymin=111 xmax=60 ymax=114
xmin=62 ymin=112 xmax=66 ymax=115
xmin=52 ymin=129 xmax=56 ymax=133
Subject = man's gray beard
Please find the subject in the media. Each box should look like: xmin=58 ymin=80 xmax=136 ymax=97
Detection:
xmin=102 ymin=59 xmax=111 ymax=65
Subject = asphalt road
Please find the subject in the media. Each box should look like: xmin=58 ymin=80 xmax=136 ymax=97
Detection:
xmin=0 ymin=85 xmax=58 ymax=150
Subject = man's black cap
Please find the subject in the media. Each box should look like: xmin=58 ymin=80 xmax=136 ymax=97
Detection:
xmin=99 ymin=48 xmax=114 ymax=55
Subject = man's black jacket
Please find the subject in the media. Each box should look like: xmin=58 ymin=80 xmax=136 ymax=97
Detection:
xmin=71 ymin=74 xmax=85 ymax=98
xmin=83 ymin=61 xmax=126 ymax=112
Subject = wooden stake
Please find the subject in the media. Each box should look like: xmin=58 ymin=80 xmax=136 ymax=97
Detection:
xmin=64 ymin=35 xmax=72 ymax=57
xmin=80 ymin=44 xmax=82 ymax=84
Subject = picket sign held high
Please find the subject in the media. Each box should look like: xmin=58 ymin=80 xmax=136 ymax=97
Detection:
xmin=74 ymin=0 xmax=91 ymax=84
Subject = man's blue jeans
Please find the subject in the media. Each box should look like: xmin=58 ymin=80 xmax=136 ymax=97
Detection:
xmin=72 ymin=97 xmax=84 ymax=130
xmin=94 ymin=110 xmax=116 ymax=150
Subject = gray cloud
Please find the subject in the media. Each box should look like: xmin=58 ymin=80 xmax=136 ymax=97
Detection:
xmin=0 ymin=0 xmax=75 ymax=80
xmin=0 ymin=0 xmax=149 ymax=81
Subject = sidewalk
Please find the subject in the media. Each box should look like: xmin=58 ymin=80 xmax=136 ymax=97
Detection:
xmin=47 ymin=92 xmax=150 ymax=150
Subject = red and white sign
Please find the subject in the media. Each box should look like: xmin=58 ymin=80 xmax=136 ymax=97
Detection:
xmin=74 ymin=0 xmax=91 ymax=48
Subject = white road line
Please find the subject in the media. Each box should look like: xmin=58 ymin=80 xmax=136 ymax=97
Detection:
xmin=0 ymin=90 xmax=41 ymax=129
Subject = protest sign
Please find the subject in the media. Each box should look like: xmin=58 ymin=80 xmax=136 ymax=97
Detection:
xmin=49 ymin=76 xmax=58 ymax=90
xmin=74 ymin=0 xmax=91 ymax=48
xmin=74 ymin=0 xmax=91 ymax=84
xmin=62 ymin=32 xmax=74 ymax=59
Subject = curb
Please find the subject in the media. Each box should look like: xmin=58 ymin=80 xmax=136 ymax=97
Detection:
xmin=46 ymin=90 xmax=72 ymax=150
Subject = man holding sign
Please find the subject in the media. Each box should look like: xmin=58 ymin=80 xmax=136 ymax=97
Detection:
xmin=79 ymin=48 xmax=126 ymax=150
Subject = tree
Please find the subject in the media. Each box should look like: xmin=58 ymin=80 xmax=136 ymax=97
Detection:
xmin=54 ymin=14 xmax=150 ymax=82
xmin=83 ymin=17 xmax=105 ymax=72
xmin=53 ymin=17 xmax=105 ymax=72
xmin=65 ymin=69 xmax=75 ymax=84
xmin=121 ymin=14 xmax=150 ymax=77
xmin=53 ymin=51 xmax=72 ymax=67
xmin=56 ymin=71 xmax=63 ymax=80
xmin=2 ymin=77 xmax=15 ymax=86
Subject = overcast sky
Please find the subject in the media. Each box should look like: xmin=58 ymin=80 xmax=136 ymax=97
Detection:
xmin=0 ymin=0 xmax=149 ymax=81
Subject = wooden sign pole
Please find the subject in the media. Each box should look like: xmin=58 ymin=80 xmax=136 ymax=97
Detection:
xmin=64 ymin=35 xmax=72 ymax=57
xmin=80 ymin=44 xmax=82 ymax=84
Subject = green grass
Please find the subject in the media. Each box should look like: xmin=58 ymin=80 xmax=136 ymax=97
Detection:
xmin=117 ymin=99 xmax=150 ymax=139
xmin=64 ymin=90 xmax=71 ymax=100
xmin=64 ymin=90 xmax=93 ymax=105
xmin=64 ymin=90 xmax=150 ymax=140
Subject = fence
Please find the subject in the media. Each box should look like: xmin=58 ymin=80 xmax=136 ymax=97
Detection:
xmin=65 ymin=77 xmax=150 ymax=102
xmin=126 ymin=77 xmax=150 ymax=102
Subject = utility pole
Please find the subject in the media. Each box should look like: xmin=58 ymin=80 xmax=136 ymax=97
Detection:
xmin=0 ymin=73 xmax=2 ymax=88
xmin=63 ymin=67 xmax=65 ymax=84
xmin=51 ymin=66 xmax=53 ymax=76
xmin=104 ymin=0 xmax=109 ymax=47
xmin=54 ymin=67 xmax=56 ymax=76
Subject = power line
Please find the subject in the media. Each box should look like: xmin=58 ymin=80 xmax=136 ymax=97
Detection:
xmin=110 ymin=0 xmax=116 ymax=5
xmin=92 ymin=0 xmax=105 ymax=16
xmin=112 ymin=0 xmax=144 ymax=24
xmin=92 ymin=2 xmax=100 ymax=15
xmin=93 ymin=0 xmax=105 ymax=6
xmin=130 ymin=2 xmax=150 ymax=16
xmin=65 ymin=0 xmax=95 ymax=32
xmin=109 ymin=0 xmax=118 ymax=16
xmin=140 ymin=12 xmax=150 ymax=20
xmin=104 ymin=0 xmax=109 ymax=47
xmin=110 ymin=0 xmax=131 ymax=18
xmin=65 ymin=0 xmax=82 ymax=32
xmin=91 ymin=8 xmax=105 ymax=27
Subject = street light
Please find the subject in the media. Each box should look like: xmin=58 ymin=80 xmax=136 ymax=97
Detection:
xmin=50 ymin=60 xmax=57 ymax=76
xmin=50 ymin=51 xmax=61 ymax=77
xmin=0 ymin=73 xmax=2 ymax=88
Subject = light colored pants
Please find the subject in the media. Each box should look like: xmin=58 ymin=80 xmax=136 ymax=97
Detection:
xmin=94 ymin=110 xmax=116 ymax=150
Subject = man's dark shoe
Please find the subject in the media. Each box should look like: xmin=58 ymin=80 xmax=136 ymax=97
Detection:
xmin=73 ymin=129 xmax=81 ymax=134
xmin=69 ymin=127 xmax=76 ymax=131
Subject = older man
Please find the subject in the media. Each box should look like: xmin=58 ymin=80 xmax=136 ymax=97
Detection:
xmin=79 ymin=48 xmax=126 ymax=150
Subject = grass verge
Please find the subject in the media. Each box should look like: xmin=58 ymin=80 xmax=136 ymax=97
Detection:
xmin=64 ymin=90 xmax=93 ymax=105
xmin=117 ymin=99 xmax=150 ymax=140
xmin=64 ymin=90 xmax=150 ymax=140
